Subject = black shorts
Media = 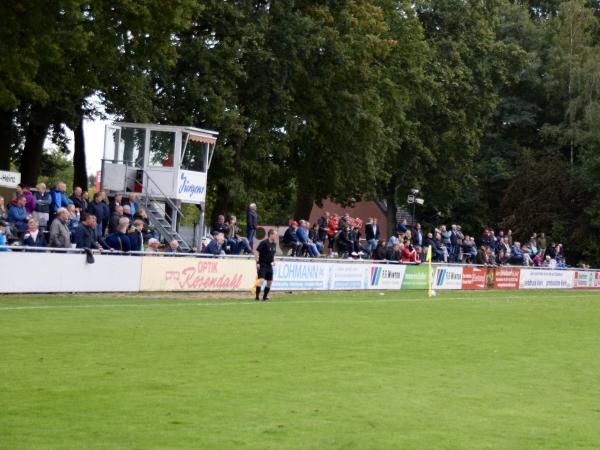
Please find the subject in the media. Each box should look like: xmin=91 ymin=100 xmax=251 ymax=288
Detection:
xmin=257 ymin=265 xmax=273 ymax=281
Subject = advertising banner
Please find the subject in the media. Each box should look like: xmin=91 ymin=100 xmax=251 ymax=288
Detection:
xmin=461 ymin=267 xmax=487 ymax=290
xmin=327 ymin=263 xmax=369 ymax=290
xmin=519 ymin=269 xmax=574 ymax=289
xmin=176 ymin=169 xmax=207 ymax=204
xmin=367 ymin=264 xmax=407 ymax=290
xmin=140 ymin=257 xmax=256 ymax=291
xmin=401 ymin=265 xmax=430 ymax=290
xmin=573 ymin=271 xmax=600 ymax=288
xmin=433 ymin=266 xmax=463 ymax=290
xmin=271 ymin=261 xmax=328 ymax=290
xmin=0 ymin=170 xmax=21 ymax=188
xmin=493 ymin=267 xmax=521 ymax=289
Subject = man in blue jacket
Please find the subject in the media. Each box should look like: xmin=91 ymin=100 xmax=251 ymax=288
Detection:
xmin=297 ymin=220 xmax=320 ymax=257
xmin=105 ymin=218 xmax=131 ymax=252
xmin=203 ymin=233 xmax=225 ymax=255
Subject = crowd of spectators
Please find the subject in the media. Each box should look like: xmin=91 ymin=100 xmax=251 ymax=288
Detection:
xmin=0 ymin=184 xmax=570 ymax=267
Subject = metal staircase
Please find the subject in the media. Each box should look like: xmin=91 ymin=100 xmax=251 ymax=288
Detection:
xmin=143 ymin=197 xmax=192 ymax=251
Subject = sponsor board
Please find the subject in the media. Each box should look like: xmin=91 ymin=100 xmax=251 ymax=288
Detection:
xmin=140 ymin=257 xmax=256 ymax=291
xmin=271 ymin=261 xmax=328 ymax=290
xmin=367 ymin=264 xmax=407 ymax=290
xmin=328 ymin=263 xmax=369 ymax=290
xmin=176 ymin=169 xmax=207 ymax=204
xmin=433 ymin=266 xmax=463 ymax=290
xmin=493 ymin=267 xmax=521 ymax=289
xmin=519 ymin=269 xmax=573 ymax=289
xmin=401 ymin=265 xmax=430 ymax=289
xmin=573 ymin=270 xmax=600 ymax=288
xmin=0 ymin=170 xmax=21 ymax=188
xmin=461 ymin=266 xmax=487 ymax=290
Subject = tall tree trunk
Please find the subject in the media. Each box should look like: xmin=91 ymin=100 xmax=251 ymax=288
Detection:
xmin=295 ymin=187 xmax=314 ymax=221
xmin=20 ymin=105 xmax=50 ymax=186
xmin=211 ymin=181 xmax=231 ymax=225
xmin=0 ymin=109 xmax=13 ymax=170
xmin=73 ymin=113 xmax=88 ymax=190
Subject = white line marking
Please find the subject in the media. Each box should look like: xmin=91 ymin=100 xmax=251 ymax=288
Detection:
xmin=0 ymin=293 xmax=598 ymax=311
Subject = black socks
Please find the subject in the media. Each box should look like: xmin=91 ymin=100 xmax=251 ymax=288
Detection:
xmin=255 ymin=286 xmax=261 ymax=300
xmin=263 ymin=287 xmax=270 ymax=300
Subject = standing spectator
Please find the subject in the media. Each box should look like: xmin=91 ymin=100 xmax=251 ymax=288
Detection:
xmin=126 ymin=193 xmax=139 ymax=216
xmin=33 ymin=183 xmax=51 ymax=231
xmin=20 ymin=184 xmax=36 ymax=215
xmin=365 ymin=217 xmax=380 ymax=255
xmin=109 ymin=194 xmax=123 ymax=214
xmin=536 ymin=232 xmax=547 ymax=256
xmin=70 ymin=186 xmax=87 ymax=211
xmin=122 ymin=205 xmax=133 ymax=222
xmin=396 ymin=218 xmax=408 ymax=233
xmin=164 ymin=239 xmax=188 ymax=254
xmin=8 ymin=195 xmax=30 ymax=232
xmin=49 ymin=181 xmax=73 ymax=221
xmin=87 ymin=193 xmax=106 ymax=237
xmin=22 ymin=219 xmax=47 ymax=247
xmin=134 ymin=208 xmax=158 ymax=241
xmin=0 ymin=196 xmax=8 ymax=223
xmin=335 ymin=226 xmax=352 ymax=257
xmin=106 ymin=218 xmax=131 ymax=252
xmin=412 ymin=223 xmax=423 ymax=247
xmin=109 ymin=205 xmax=124 ymax=234
xmin=49 ymin=208 xmax=71 ymax=248
xmin=372 ymin=239 xmax=388 ymax=260
xmin=99 ymin=192 xmax=110 ymax=236
xmin=128 ymin=219 xmax=145 ymax=252
xmin=246 ymin=203 xmax=258 ymax=249
xmin=386 ymin=243 xmax=402 ymax=261
xmin=74 ymin=214 xmax=105 ymax=250
xmin=317 ymin=212 xmax=330 ymax=244
xmin=326 ymin=213 xmax=339 ymax=256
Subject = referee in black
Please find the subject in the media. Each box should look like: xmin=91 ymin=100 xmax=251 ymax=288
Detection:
xmin=255 ymin=229 xmax=278 ymax=300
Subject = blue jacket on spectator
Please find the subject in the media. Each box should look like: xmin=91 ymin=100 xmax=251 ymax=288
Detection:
xmin=8 ymin=205 xmax=28 ymax=231
xmin=74 ymin=223 xmax=102 ymax=249
xmin=0 ymin=230 xmax=8 ymax=250
xmin=202 ymin=239 xmax=223 ymax=255
xmin=296 ymin=226 xmax=309 ymax=244
xmin=128 ymin=229 xmax=143 ymax=252
xmin=106 ymin=231 xmax=131 ymax=252
xmin=282 ymin=226 xmax=298 ymax=244
xmin=49 ymin=189 xmax=72 ymax=217
xmin=86 ymin=201 xmax=106 ymax=223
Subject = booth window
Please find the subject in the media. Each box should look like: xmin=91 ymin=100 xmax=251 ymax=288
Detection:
xmin=181 ymin=138 xmax=208 ymax=172
xmin=120 ymin=127 xmax=146 ymax=166
xmin=149 ymin=131 xmax=175 ymax=167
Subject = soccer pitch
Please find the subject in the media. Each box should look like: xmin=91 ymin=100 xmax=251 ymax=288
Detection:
xmin=1 ymin=290 xmax=599 ymax=449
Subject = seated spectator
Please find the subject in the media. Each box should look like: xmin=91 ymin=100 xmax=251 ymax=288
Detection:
xmin=226 ymin=215 xmax=252 ymax=254
xmin=105 ymin=218 xmax=131 ymax=252
xmin=424 ymin=232 xmax=443 ymax=262
xmin=22 ymin=219 xmax=47 ymax=248
xmin=510 ymin=242 xmax=524 ymax=265
xmin=109 ymin=205 xmax=124 ymax=234
xmin=33 ymin=183 xmax=51 ymax=231
xmin=0 ymin=196 xmax=8 ymax=223
xmin=212 ymin=215 xmax=229 ymax=235
xmin=461 ymin=236 xmax=477 ymax=263
xmin=74 ymin=214 xmax=106 ymax=250
xmin=387 ymin=231 xmax=401 ymax=248
xmin=386 ymin=243 xmax=402 ymax=262
xmin=8 ymin=195 xmax=30 ymax=232
xmin=533 ymin=251 xmax=543 ymax=267
xmin=128 ymin=219 xmax=145 ymax=252
xmin=20 ymin=184 xmax=36 ymax=215
xmin=203 ymin=232 xmax=226 ymax=255
xmin=67 ymin=204 xmax=80 ymax=236
xmin=164 ymin=239 xmax=186 ymax=254
xmin=497 ymin=249 xmax=510 ymax=265
xmin=282 ymin=221 xmax=302 ymax=256
xmin=476 ymin=245 xmax=488 ymax=265
xmin=543 ymin=255 xmax=557 ymax=268
xmin=372 ymin=239 xmax=387 ymax=260
xmin=49 ymin=207 xmax=71 ymax=248
xmin=522 ymin=243 xmax=534 ymax=266
xmin=309 ymin=222 xmax=322 ymax=246
xmin=401 ymin=242 xmax=417 ymax=264
xmin=297 ymin=220 xmax=320 ymax=257
xmin=146 ymin=238 xmax=160 ymax=253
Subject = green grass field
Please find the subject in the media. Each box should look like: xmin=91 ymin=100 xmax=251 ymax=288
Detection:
xmin=1 ymin=290 xmax=600 ymax=449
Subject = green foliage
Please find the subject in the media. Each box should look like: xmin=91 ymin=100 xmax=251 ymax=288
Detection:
xmin=37 ymin=148 xmax=74 ymax=188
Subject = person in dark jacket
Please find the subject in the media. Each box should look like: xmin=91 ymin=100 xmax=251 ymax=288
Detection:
xmin=70 ymin=186 xmax=87 ymax=211
xmin=372 ymin=239 xmax=388 ymax=260
xmin=33 ymin=182 xmax=52 ymax=231
xmin=86 ymin=193 xmax=106 ymax=237
xmin=335 ymin=226 xmax=352 ymax=257
xmin=128 ymin=220 xmax=144 ymax=252
xmin=100 ymin=192 xmax=110 ymax=236
xmin=22 ymin=219 xmax=47 ymax=248
xmin=109 ymin=205 xmax=124 ymax=234
xmin=74 ymin=214 xmax=106 ymax=250
xmin=202 ymin=233 xmax=225 ymax=255
xmin=246 ymin=203 xmax=258 ymax=249
xmin=365 ymin=218 xmax=380 ymax=255
xmin=105 ymin=218 xmax=131 ymax=252
xmin=282 ymin=221 xmax=302 ymax=256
